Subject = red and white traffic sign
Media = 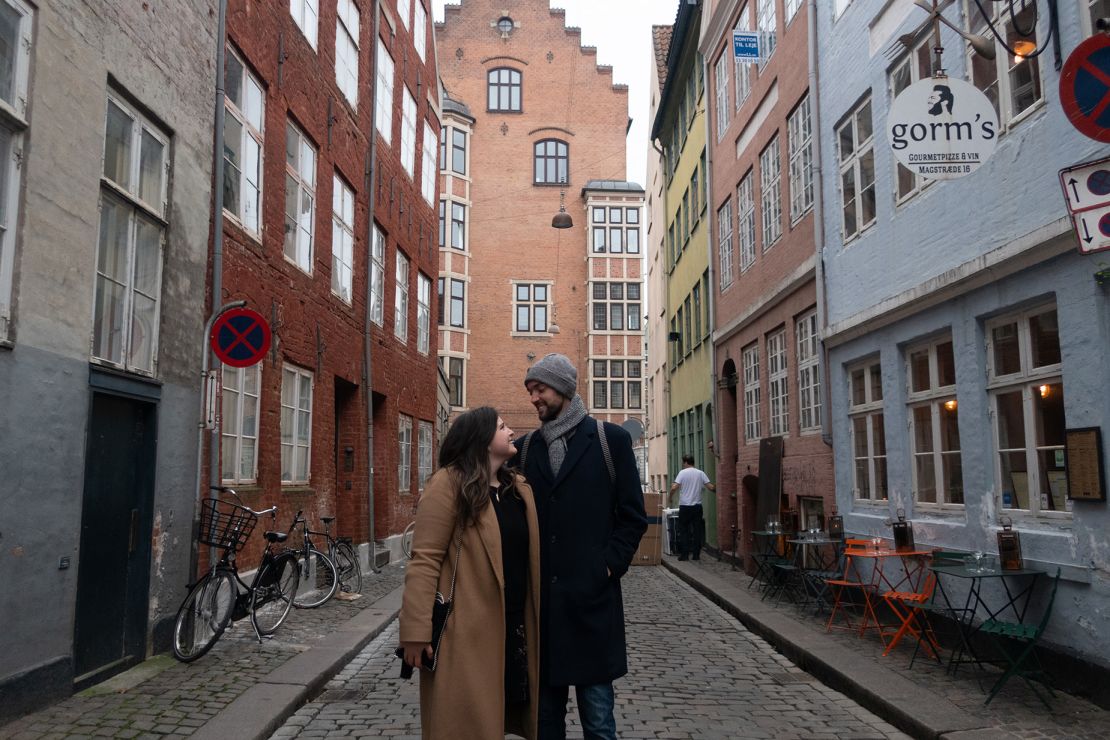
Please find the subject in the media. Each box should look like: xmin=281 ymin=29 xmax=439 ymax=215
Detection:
xmin=1060 ymin=34 xmax=1110 ymax=142
xmin=210 ymin=307 xmax=271 ymax=367
xmin=1060 ymin=155 xmax=1110 ymax=254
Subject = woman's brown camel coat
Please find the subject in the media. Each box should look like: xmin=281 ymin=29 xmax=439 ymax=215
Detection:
xmin=399 ymin=468 xmax=541 ymax=740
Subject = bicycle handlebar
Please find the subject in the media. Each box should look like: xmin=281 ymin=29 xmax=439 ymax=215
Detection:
xmin=209 ymin=485 xmax=277 ymax=518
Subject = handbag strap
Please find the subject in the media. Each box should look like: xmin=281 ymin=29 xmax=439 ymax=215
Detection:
xmin=445 ymin=532 xmax=462 ymax=603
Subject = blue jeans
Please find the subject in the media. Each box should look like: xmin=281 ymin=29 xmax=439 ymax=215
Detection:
xmin=538 ymin=682 xmax=616 ymax=740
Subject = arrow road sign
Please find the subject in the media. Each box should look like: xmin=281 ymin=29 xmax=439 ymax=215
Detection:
xmin=1059 ymin=156 xmax=1110 ymax=212
xmin=1072 ymin=202 xmax=1110 ymax=255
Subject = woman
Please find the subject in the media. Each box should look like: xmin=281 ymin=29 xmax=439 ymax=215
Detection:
xmin=399 ymin=407 xmax=541 ymax=739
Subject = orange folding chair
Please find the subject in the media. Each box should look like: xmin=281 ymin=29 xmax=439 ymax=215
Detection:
xmin=882 ymin=569 xmax=940 ymax=658
xmin=825 ymin=539 xmax=879 ymax=636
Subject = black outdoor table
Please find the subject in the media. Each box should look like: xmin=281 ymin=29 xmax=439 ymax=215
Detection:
xmin=748 ymin=530 xmax=785 ymax=591
xmin=786 ymin=536 xmax=842 ymax=612
xmin=929 ymin=563 xmax=1046 ymax=675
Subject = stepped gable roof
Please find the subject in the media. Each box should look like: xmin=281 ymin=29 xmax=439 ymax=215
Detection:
xmin=653 ymin=25 xmax=673 ymax=91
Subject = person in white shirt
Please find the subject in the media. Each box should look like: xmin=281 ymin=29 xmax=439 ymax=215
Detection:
xmin=668 ymin=455 xmax=715 ymax=561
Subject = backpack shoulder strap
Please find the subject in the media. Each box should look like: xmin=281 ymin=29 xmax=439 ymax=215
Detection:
xmin=597 ymin=419 xmax=615 ymax=485
xmin=520 ymin=430 xmax=534 ymax=471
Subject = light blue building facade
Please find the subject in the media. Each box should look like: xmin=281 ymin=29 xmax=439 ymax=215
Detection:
xmin=818 ymin=0 xmax=1110 ymax=675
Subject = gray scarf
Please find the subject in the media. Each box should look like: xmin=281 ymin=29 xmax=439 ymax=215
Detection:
xmin=540 ymin=394 xmax=587 ymax=476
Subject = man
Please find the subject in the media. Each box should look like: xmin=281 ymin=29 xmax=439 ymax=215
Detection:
xmin=669 ymin=454 xmax=715 ymax=561
xmin=513 ymin=353 xmax=647 ymax=740
xmin=927 ymin=83 xmax=954 ymax=116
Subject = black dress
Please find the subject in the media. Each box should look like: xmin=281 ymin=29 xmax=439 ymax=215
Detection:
xmin=490 ymin=485 xmax=529 ymax=704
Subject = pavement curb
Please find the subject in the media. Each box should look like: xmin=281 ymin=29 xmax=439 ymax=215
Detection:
xmin=661 ymin=559 xmax=996 ymax=740
xmin=190 ymin=585 xmax=404 ymax=740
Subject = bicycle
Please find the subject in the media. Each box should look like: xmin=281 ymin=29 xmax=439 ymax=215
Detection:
xmin=311 ymin=515 xmax=362 ymax=596
xmin=287 ymin=510 xmax=340 ymax=609
xmin=172 ymin=487 xmax=300 ymax=662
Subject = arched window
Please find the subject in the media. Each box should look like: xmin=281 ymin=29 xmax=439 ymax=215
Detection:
xmin=533 ymin=139 xmax=568 ymax=185
xmin=487 ymin=68 xmax=521 ymax=111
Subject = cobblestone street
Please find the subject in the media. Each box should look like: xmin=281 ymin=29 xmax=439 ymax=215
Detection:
xmin=272 ymin=566 xmax=909 ymax=739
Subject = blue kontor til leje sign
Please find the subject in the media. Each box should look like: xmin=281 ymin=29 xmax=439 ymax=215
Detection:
xmin=733 ymin=31 xmax=760 ymax=61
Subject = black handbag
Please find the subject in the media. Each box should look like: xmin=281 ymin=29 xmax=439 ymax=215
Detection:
xmin=397 ymin=535 xmax=461 ymax=678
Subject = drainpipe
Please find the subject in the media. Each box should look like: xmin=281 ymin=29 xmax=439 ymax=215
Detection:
xmin=363 ymin=0 xmax=381 ymax=573
xmin=701 ymin=52 xmax=719 ymax=468
xmin=807 ymin=0 xmax=832 ymax=447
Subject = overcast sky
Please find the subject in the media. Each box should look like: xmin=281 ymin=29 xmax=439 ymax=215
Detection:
xmin=432 ymin=0 xmax=682 ymax=187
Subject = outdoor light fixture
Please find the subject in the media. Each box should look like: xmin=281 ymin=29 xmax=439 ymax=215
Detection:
xmin=1040 ymin=384 xmax=1051 ymax=398
xmin=1012 ymin=38 xmax=1036 ymax=64
xmin=944 ymin=399 xmax=958 ymax=411
xmin=551 ymin=177 xmax=573 ymax=229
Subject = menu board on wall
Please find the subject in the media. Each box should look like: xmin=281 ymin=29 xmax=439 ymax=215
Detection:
xmin=1065 ymin=427 xmax=1106 ymax=501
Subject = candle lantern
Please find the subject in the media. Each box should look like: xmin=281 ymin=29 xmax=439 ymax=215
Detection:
xmin=827 ymin=509 xmax=844 ymax=539
xmin=891 ymin=508 xmax=916 ymax=552
xmin=997 ymin=516 xmax=1024 ymax=570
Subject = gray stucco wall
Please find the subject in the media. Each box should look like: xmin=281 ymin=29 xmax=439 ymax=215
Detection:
xmin=818 ymin=0 xmax=1110 ymax=667
xmin=0 ymin=0 xmax=215 ymax=704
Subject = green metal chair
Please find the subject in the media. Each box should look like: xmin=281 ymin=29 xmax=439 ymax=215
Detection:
xmin=909 ymin=549 xmax=974 ymax=669
xmin=981 ymin=567 xmax=1061 ymax=709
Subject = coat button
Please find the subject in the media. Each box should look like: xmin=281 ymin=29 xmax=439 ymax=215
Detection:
xmin=551 ymin=575 xmax=558 ymax=584
xmin=550 ymin=535 xmax=557 ymax=544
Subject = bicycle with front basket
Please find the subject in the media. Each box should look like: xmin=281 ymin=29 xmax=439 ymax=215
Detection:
xmin=171 ymin=487 xmax=300 ymax=662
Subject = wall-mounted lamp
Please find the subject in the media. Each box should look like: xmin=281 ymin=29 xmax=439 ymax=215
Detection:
xmin=667 ymin=331 xmax=681 ymax=342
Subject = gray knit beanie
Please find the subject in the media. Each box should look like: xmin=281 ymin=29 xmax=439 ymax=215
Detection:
xmin=524 ymin=353 xmax=577 ymax=399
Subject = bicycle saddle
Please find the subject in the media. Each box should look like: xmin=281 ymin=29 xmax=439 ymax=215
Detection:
xmin=321 ymin=516 xmax=335 ymax=524
xmin=264 ymin=531 xmax=288 ymax=543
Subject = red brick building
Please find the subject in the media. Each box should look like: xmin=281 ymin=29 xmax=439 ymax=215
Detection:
xmin=216 ymin=0 xmax=440 ymax=565
xmin=435 ymin=0 xmax=644 ymax=442
xmin=702 ymin=0 xmax=833 ymax=563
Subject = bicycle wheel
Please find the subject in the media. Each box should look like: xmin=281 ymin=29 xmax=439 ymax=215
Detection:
xmin=251 ymin=552 xmax=298 ymax=635
xmin=172 ymin=570 xmax=235 ymax=662
xmin=334 ymin=541 xmax=362 ymax=595
xmin=401 ymin=521 xmax=416 ymax=560
xmin=293 ymin=547 xmax=339 ymax=609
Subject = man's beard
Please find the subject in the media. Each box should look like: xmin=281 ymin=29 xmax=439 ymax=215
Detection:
xmin=538 ymin=397 xmax=564 ymax=422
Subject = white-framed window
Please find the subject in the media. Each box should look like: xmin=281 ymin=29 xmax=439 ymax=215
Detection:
xmin=449 ymin=128 xmax=467 ymax=175
xmin=907 ymin=336 xmax=962 ymax=505
xmin=221 ymin=364 xmax=261 ymax=484
xmin=734 ymin=15 xmax=751 ymax=109
xmin=335 ymin=0 xmax=359 ymax=106
xmin=398 ymin=414 xmax=413 ymax=493
xmin=413 ymin=1 xmax=427 ymax=62
xmin=417 ymin=419 xmax=433 ymax=490
xmin=767 ymin=328 xmax=789 ymax=436
xmin=416 ymin=272 xmax=430 ymax=354
xmin=987 ymin=305 xmax=1066 ymax=514
xmin=375 ymin=39 xmax=394 ymax=144
xmin=421 ymin=123 xmax=437 ymax=204
xmin=223 ymin=46 xmax=264 ymax=237
xmin=796 ymin=310 xmax=821 ymax=432
xmin=331 ymin=173 xmax=355 ymax=303
xmin=849 ymin=360 xmax=887 ymax=501
xmin=965 ymin=0 xmax=1042 ymax=128
xmin=787 ymin=95 xmax=813 ymax=223
xmin=717 ymin=198 xmax=734 ymax=290
xmin=397 ymin=0 xmax=412 ymax=28
xmin=447 ymin=356 xmax=464 ymax=407
xmin=446 ymin=277 xmax=465 ymax=328
xmin=714 ymin=51 xmax=729 ymax=140
xmin=889 ymin=39 xmax=933 ymax=202
xmin=284 ymin=121 xmax=316 ymax=273
xmin=514 ymin=282 xmax=549 ymax=332
xmin=280 ymin=364 xmax=313 ymax=484
xmin=785 ymin=0 xmax=803 ymax=23
xmin=590 ymin=204 xmax=640 ymax=254
xmin=759 ymin=135 xmax=782 ymax=250
xmin=757 ymin=0 xmax=777 ymax=61
xmin=449 ymin=201 xmax=466 ymax=250
xmin=400 ymin=87 xmax=417 ymax=177
xmin=394 ymin=251 xmax=409 ymax=341
xmin=737 ymin=172 xmax=756 ymax=272
xmin=591 ymin=281 xmax=642 ymax=332
xmin=837 ymin=96 xmax=875 ymax=242
xmin=93 ymin=95 xmax=169 ymax=375
xmin=742 ymin=342 xmax=762 ymax=442
xmin=370 ymin=223 xmax=385 ymax=325
xmin=290 ymin=0 xmax=319 ymax=49
xmin=0 ymin=0 xmax=32 ymax=342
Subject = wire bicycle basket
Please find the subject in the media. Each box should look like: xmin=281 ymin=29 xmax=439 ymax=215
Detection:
xmin=198 ymin=497 xmax=258 ymax=552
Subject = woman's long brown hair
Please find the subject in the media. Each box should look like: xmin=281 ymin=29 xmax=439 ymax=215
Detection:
xmin=437 ymin=406 xmax=517 ymax=528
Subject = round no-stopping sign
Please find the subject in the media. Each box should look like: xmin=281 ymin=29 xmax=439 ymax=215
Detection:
xmin=1060 ymin=34 xmax=1110 ymax=142
xmin=211 ymin=307 xmax=271 ymax=367
xmin=887 ymin=77 xmax=998 ymax=180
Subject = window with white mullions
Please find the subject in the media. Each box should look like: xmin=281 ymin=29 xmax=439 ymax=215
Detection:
xmin=284 ymin=122 xmax=316 ymax=273
xmin=796 ymin=310 xmax=821 ymax=432
xmin=0 ymin=0 xmax=31 ymax=341
xmin=837 ymin=96 xmax=875 ymax=241
xmin=907 ymin=337 xmax=962 ymax=505
xmin=397 ymin=0 xmax=412 ymax=29
xmin=760 ymin=135 xmax=782 ymax=250
xmin=737 ymin=172 xmax=756 ymax=272
xmin=290 ymin=0 xmax=318 ymax=49
xmin=394 ymin=251 xmax=409 ymax=341
xmin=398 ymin=414 xmax=412 ymax=492
xmin=331 ymin=174 xmax=355 ymax=303
xmin=418 ymin=420 xmax=433 ymax=490
xmin=964 ymin=0 xmax=1042 ymax=127
xmin=335 ymin=0 xmax=359 ymax=106
xmin=785 ymin=0 xmax=803 ymax=22
xmin=987 ymin=306 xmax=1067 ymax=514
xmin=767 ymin=328 xmax=789 ymax=436
xmin=93 ymin=95 xmax=169 ymax=375
xmin=370 ymin=224 xmax=385 ymax=325
xmin=734 ymin=15 xmax=751 ymax=110
xmin=714 ymin=51 xmax=729 ymax=139
xmin=224 ymin=46 xmax=264 ymax=236
xmin=375 ymin=40 xmax=394 ymax=144
xmin=756 ymin=0 xmax=776 ymax=62
xmin=416 ymin=272 xmax=431 ymax=354
xmin=787 ymin=95 xmax=813 ymax=223
xmin=849 ymin=360 xmax=887 ymax=500
xmin=280 ymin=364 xmax=313 ymax=484
xmin=222 ymin=364 xmax=260 ymax=484
xmin=889 ymin=38 xmax=933 ymax=202
xmin=513 ymin=282 xmax=549 ymax=332
xmin=717 ymin=198 xmax=734 ymax=290
xmin=421 ymin=124 xmax=437 ymax=204
xmin=413 ymin=1 xmax=427 ymax=61
xmin=742 ymin=343 xmax=762 ymax=442
xmin=400 ymin=87 xmax=417 ymax=177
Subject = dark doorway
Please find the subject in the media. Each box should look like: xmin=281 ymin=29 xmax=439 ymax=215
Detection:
xmin=334 ymin=377 xmax=361 ymax=539
xmin=73 ymin=392 xmax=156 ymax=687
